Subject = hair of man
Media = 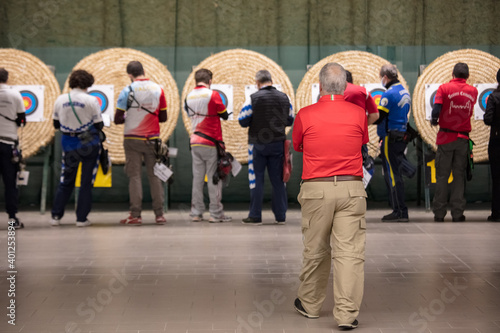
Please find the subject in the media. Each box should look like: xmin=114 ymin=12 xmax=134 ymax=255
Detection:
xmin=126 ymin=61 xmax=145 ymax=78
xmin=453 ymin=62 xmax=469 ymax=79
xmin=0 ymin=68 xmax=8 ymax=83
xmin=319 ymin=62 xmax=347 ymax=95
xmin=69 ymin=70 xmax=95 ymax=90
xmin=380 ymin=64 xmax=399 ymax=80
xmin=255 ymin=69 xmax=272 ymax=84
xmin=195 ymin=68 xmax=213 ymax=85
xmin=345 ymin=70 xmax=353 ymax=84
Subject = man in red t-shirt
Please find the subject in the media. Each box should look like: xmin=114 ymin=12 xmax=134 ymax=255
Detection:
xmin=185 ymin=69 xmax=231 ymax=223
xmin=115 ymin=61 xmax=168 ymax=226
xmin=430 ymin=62 xmax=478 ymax=222
xmin=344 ymin=70 xmax=379 ymax=125
xmin=292 ymin=63 xmax=368 ymax=330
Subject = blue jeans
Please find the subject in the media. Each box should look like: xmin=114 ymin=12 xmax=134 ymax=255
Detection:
xmin=249 ymin=141 xmax=287 ymax=221
xmin=52 ymin=143 xmax=100 ymax=222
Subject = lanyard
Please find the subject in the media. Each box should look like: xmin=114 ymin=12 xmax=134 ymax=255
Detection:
xmin=68 ymin=93 xmax=82 ymax=125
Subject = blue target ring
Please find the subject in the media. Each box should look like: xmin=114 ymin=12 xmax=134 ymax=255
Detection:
xmin=369 ymin=88 xmax=385 ymax=106
xmin=213 ymin=89 xmax=229 ymax=108
xmin=20 ymin=90 xmax=38 ymax=115
xmin=430 ymin=90 xmax=437 ymax=109
xmin=88 ymin=90 xmax=109 ymax=113
xmin=479 ymin=88 xmax=494 ymax=112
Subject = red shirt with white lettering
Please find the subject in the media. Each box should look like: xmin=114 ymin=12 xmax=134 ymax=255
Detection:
xmin=435 ymin=78 xmax=478 ymax=145
xmin=292 ymin=94 xmax=369 ymax=179
xmin=344 ymin=82 xmax=379 ymax=115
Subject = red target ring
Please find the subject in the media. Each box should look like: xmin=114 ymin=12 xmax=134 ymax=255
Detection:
xmin=20 ymin=90 xmax=38 ymax=115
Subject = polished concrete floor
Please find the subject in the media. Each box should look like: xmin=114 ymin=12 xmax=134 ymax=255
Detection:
xmin=1 ymin=203 xmax=499 ymax=333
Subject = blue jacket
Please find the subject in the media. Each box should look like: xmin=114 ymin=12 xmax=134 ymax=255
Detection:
xmin=377 ymin=81 xmax=411 ymax=138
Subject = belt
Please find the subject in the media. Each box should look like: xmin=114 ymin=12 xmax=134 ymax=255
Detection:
xmin=439 ymin=128 xmax=469 ymax=137
xmin=0 ymin=136 xmax=17 ymax=144
xmin=303 ymin=175 xmax=362 ymax=182
xmin=63 ymin=132 xmax=83 ymax=137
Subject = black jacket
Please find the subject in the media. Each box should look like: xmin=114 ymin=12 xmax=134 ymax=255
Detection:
xmin=244 ymin=86 xmax=293 ymax=144
xmin=484 ymin=89 xmax=500 ymax=139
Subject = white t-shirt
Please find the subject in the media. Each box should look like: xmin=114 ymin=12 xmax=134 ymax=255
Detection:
xmin=0 ymin=83 xmax=25 ymax=144
xmin=53 ymin=88 xmax=102 ymax=133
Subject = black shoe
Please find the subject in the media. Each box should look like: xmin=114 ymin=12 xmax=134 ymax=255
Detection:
xmin=293 ymin=298 xmax=319 ymax=319
xmin=381 ymin=212 xmax=409 ymax=222
xmin=9 ymin=217 xmax=24 ymax=229
xmin=434 ymin=216 xmax=444 ymax=222
xmin=242 ymin=217 xmax=262 ymax=225
xmin=452 ymin=215 xmax=466 ymax=222
xmin=487 ymin=215 xmax=500 ymax=222
xmin=339 ymin=319 xmax=358 ymax=330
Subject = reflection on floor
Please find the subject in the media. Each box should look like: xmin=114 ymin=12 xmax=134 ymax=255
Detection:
xmin=0 ymin=204 xmax=499 ymax=333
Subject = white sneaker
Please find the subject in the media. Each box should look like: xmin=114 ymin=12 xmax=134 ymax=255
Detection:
xmin=76 ymin=220 xmax=92 ymax=227
xmin=209 ymin=215 xmax=232 ymax=223
xmin=191 ymin=215 xmax=203 ymax=222
xmin=50 ymin=216 xmax=60 ymax=226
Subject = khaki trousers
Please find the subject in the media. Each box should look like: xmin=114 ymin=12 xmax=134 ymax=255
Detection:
xmin=124 ymin=139 xmax=164 ymax=217
xmin=297 ymin=180 xmax=366 ymax=325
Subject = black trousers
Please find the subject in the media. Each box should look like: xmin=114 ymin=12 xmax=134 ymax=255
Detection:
xmin=380 ymin=137 xmax=408 ymax=217
xmin=433 ymin=139 xmax=468 ymax=219
xmin=488 ymin=137 xmax=500 ymax=218
xmin=0 ymin=142 xmax=18 ymax=219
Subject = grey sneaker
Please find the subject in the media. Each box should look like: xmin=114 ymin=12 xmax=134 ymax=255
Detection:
xmin=76 ymin=220 xmax=92 ymax=227
xmin=293 ymin=298 xmax=319 ymax=319
xmin=338 ymin=319 xmax=358 ymax=330
xmin=209 ymin=215 xmax=232 ymax=223
xmin=191 ymin=215 xmax=203 ymax=222
xmin=9 ymin=217 xmax=24 ymax=229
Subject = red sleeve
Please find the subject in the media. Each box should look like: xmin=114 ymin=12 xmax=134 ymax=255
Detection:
xmin=362 ymin=113 xmax=369 ymax=145
xmin=210 ymin=91 xmax=227 ymax=114
xmin=472 ymin=86 xmax=478 ymax=105
xmin=365 ymin=94 xmax=379 ymax=114
xmin=434 ymin=85 xmax=444 ymax=105
xmin=159 ymin=88 xmax=167 ymax=111
xmin=292 ymin=113 xmax=304 ymax=152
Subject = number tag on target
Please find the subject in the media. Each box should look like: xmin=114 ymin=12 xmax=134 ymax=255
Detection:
xmin=474 ymin=84 xmax=497 ymax=120
xmin=310 ymin=83 xmax=320 ymax=104
xmin=88 ymin=85 xmax=114 ymax=123
xmin=13 ymin=85 xmax=44 ymax=122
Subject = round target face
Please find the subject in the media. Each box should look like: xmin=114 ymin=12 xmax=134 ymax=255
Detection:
xmin=88 ymin=90 xmax=109 ymax=113
xmin=429 ymin=90 xmax=438 ymax=109
xmin=369 ymin=88 xmax=385 ymax=106
xmin=213 ymin=89 xmax=229 ymax=108
xmin=20 ymin=90 xmax=38 ymax=115
xmin=478 ymin=88 xmax=494 ymax=112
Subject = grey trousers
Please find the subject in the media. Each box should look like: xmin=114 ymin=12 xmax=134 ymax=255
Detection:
xmin=124 ymin=139 xmax=164 ymax=217
xmin=433 ymin=138 xmax=469 ymax=219
xmin=190 ymin=145 xmax=224 ymax=218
